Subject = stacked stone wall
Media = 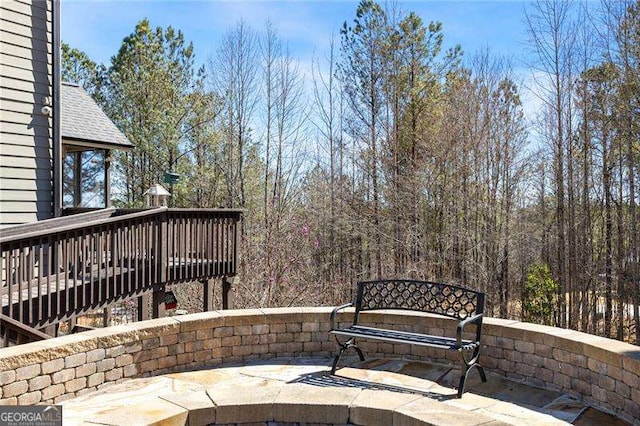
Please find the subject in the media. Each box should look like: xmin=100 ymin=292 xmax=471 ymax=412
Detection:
xmin=0 ymin=308 xmax=638 ymax=423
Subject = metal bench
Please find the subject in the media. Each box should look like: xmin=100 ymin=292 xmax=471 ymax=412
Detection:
xmin=329 ymin=279 xmax=487 ymax=398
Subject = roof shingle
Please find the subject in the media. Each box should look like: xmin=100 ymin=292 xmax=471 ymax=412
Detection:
xmin=61 ymin=82 xmax=133 ymax=150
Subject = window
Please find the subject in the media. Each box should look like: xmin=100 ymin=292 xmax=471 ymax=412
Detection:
xmin=63 ymin=149 xmax=106 ymax=208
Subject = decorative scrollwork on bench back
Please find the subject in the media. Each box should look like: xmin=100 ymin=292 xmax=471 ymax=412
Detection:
xmin=356 ymin=279 xmax=484 ymax=320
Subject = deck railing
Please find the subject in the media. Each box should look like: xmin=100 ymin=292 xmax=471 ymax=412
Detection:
xmin=0 ymin=313 xmax=51 ymax=346
xmin=1 ymin=208 xmax=242 ymax=332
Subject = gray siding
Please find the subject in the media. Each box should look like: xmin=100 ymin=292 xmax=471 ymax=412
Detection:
xmin=0 ymin=0 xmax=54 ymax=227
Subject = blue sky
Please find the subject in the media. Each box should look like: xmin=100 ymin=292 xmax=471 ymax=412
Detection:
xmin=61 ymin=0 xmax=531 ymax=70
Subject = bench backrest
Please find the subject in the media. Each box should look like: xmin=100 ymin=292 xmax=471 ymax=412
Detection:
xmin=354 ymin=279 xmax=484 ymax=322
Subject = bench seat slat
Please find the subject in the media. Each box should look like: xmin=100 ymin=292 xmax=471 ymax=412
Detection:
xmin=331 ymin=325 xmax=478 ymax=351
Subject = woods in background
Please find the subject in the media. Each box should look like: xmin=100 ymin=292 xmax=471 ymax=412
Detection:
xmin=62 ymin=0 xmax=640 ymax=344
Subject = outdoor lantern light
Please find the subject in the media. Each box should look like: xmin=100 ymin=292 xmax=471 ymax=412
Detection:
xmin=143 ymin=184 xmax=171 ymax=207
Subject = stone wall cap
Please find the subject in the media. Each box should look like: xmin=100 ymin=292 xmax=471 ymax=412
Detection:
xmin=215 ymin=308 xmax=266 ymax=317
xmin=171 ymin=311 xmax=222 ymax=323
xmin=484 ymin=317 xmax=521 ymax=326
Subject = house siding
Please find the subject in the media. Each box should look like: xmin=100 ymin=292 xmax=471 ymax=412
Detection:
xmin=0 ymin=0 xmax=54 ymax=227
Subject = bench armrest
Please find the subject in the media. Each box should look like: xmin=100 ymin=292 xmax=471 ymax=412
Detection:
xmin=456 ymin=313 xmax=483 ymax=347
xmin=330 ymin=302 xmax=355 ymax=330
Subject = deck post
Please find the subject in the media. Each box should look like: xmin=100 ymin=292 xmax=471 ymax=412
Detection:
xmin=152 ymin=286 xmax=165 ymax=318
xmin=102 ymin=308 xmax=110 ymax=327
xmin=233 ymin=215 xmax=239 ymax=274
xmin=203 ymin=278 xmax=214 ymax=311
xmin=138 ymin=294 xmax=150 ymax=321
xmin=222 ymin=276 xmax=234 ymax=310
xmin=159 ymin=212 xmax=167 ymax=284
xmin=42 ymin=323 xmax=58 ymax=337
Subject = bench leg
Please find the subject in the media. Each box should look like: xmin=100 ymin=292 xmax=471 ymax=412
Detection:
xmin=477 ymin=364 xmax=487 ymax=382
xmin=331 ymin=337 xmax=365 ymax=374
xmin=457 ymin=349 xmax=487 ymax=398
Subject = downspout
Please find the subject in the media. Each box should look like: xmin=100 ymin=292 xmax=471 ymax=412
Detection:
xmin=105 ymin=150 xmax=111 ymax=207
xmin=52 ymin=0 xmax=62 ymax=217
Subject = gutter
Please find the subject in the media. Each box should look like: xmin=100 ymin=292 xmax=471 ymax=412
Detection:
xmin=52 ymin=0 xmax=62 ymax=217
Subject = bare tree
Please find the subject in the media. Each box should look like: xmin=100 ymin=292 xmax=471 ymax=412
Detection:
xmin=526 ymin=0 xmax=578 ymax=327
xmin=261 ymin=21 xmax=279 ymax=227
xmin=210 ymin=20 xmax=259 ymax=208
xmin=312 ymin=35 xmax=346 ymax=294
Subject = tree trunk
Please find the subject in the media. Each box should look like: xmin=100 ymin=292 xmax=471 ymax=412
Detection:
xmin=630 ymin=124 xmax=639 ymax=344
xmin=604 ymin=132 xmax=613 ymax=338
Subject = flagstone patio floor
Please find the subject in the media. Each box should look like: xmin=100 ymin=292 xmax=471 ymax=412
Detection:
xmin=61 ymin=357 xmax=629 ymax=425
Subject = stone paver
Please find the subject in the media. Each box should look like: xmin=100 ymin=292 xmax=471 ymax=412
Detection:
xmin=480 ymin=400 xmax=567 ymax=425
xmin=543 ymin=395 xmax=589 ymax=423
xmin=60 ymin=357 xmax=624 ymax=425
xmin=394 ymin=397 xmax=498 ymax=426
xmin=207 ymin=377 xmax=282 ymax=424
xmin=350 ymin=389 xmax=424 ymax=426
xmin=273 ymin=382 xmax=361 ymax=424
xmin=61 ymin=376 xmax=202 ymax=425
xmin=90 ymin=397 xmax=188 ymax=426
xmin=456 ymin=369 xmax=562 ymax=408
xmin=159 ymin=390 xmax=216 ymax=426
xmin=574 ymin=407 xmax=630 ymax=426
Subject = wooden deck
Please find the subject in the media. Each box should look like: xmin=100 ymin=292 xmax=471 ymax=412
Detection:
xmin=1 ymin=208 xmax=242 ymax=341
